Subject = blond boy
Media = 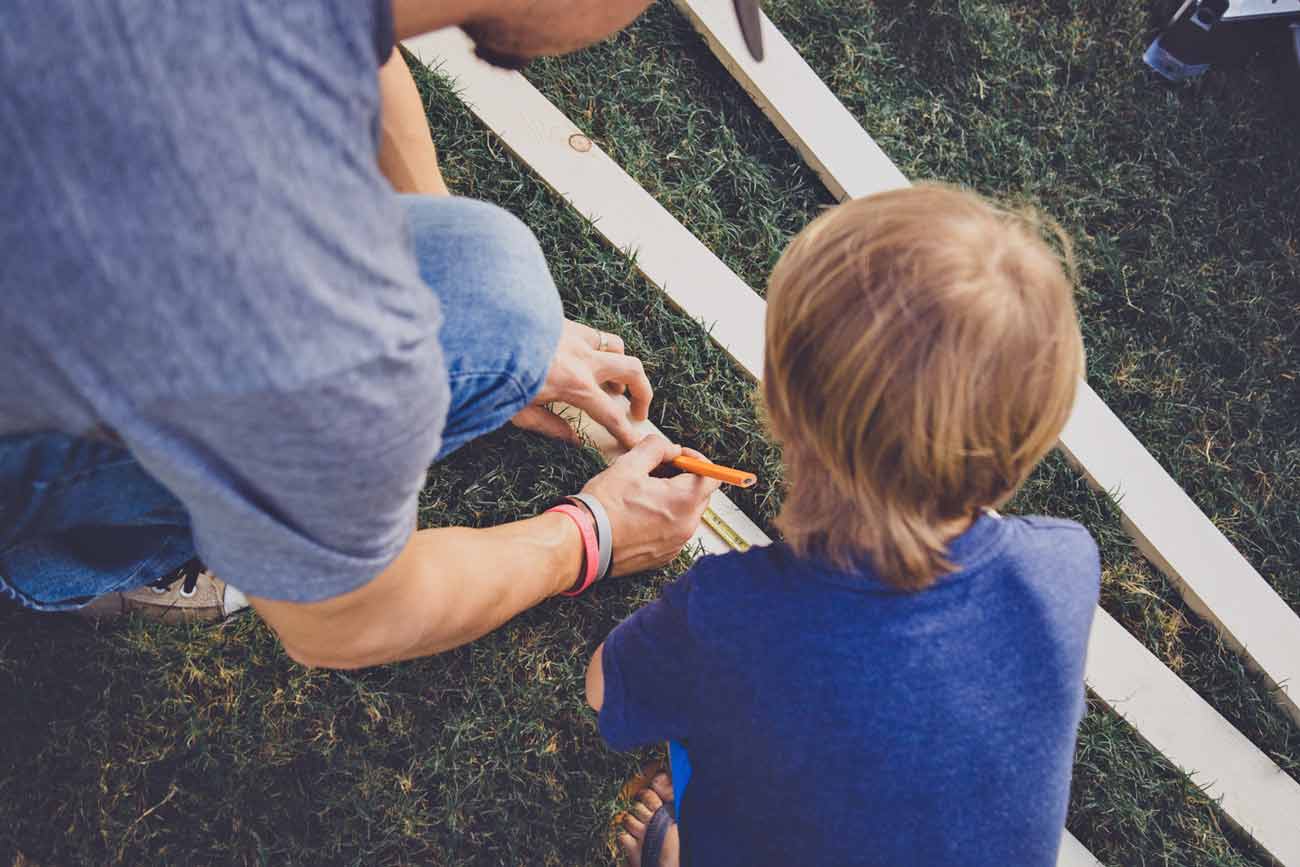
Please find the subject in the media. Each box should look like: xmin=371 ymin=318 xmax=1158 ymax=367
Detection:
xmin=586 ymin=185 xmax=1100 ymax=867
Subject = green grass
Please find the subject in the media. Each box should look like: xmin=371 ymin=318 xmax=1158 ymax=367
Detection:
xmin=2 ymin=0 xmax=1298 ymax=864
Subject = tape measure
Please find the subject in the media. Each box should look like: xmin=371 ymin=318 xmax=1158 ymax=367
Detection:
xmin=701 ymin=506 xmax=751 ymax=552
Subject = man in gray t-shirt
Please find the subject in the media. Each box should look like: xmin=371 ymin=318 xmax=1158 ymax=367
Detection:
xmin=0 ymin=0 xmax=759 ymax=667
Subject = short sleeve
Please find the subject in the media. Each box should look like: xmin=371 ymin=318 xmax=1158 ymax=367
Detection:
xmin=124 ymin=344 xmax=448 ymax=603
xmin=599 ymin=570 xmax=702 ymax=751
xmin=371 ymin=0 xmax=395 ymax=63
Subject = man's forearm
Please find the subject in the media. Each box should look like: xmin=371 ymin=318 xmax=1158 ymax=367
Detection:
xmin=250 ymin=514 xmax=582 ymax=668
xmin=378 ymin=47 xmax=450 ymax=196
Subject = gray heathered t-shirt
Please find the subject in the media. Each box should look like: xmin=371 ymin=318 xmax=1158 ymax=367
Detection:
xmin=0 ymin=2 xmax=449 ymax=601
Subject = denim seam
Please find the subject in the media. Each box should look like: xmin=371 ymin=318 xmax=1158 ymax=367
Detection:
xmin=28 ymin=457 xmax=140 ymax=490
xmin=0 ymin=570 xmax=96 ymax=611
xmin=445 ymin=368 xmax=538 ymax=409
xmin=0 ymin=535 xmax=185 ymax=611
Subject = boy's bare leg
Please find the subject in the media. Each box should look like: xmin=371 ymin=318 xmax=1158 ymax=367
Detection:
xmin=618 ymin=772 xmax=681 ymax=867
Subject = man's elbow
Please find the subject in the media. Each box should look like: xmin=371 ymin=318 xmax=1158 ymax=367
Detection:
xmin=250 ymin=547 xmax=436 ymax=670
xmin=276 ymin=616 xmax=424 ymax=670
xmin=280 ymin=638 xmax=381 ymax=671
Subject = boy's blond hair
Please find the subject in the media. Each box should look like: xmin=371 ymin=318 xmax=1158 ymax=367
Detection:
xmin=763 ymin=184 xmax=1083 ymax=590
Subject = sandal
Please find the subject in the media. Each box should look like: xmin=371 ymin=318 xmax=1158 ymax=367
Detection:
xmin=640 ymin=796 xmax=677 ymax=867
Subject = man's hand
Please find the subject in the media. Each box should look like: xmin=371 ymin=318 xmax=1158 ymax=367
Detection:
xmin=512 ymin=320 xmax=651 ymax=448
xmin=251 ymin=433 xmax=718 ymax=669
xmin=582 ymin=435 xmax=720 ymax=576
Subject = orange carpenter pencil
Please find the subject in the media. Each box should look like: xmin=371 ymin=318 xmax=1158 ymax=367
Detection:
xmin=671 ymin=455 xmax=757 ymax=488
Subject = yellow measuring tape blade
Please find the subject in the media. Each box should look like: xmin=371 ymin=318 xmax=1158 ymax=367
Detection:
xmin=701 ymin=506 xmax=751 ymax=552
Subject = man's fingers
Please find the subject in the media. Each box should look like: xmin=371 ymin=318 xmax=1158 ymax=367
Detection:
xmin=614 ymin=433 xmax=682 ymax=476
xmin=626 ymin=375 xmax=652 ymax=422
xmin=687 ymin=483 xmax=719 ymax=526
xmin=670 ymin=446 xmax=720 ymax=496
xmin=579 ymin=390 xmax=645 ymax=449
xmin=593 ymin=352 xmax=645 ymax=385
xmin=511 ymin=406 xmax=580 ymax=444
xmin=668 ymin=469 xmax=722 ymax=500
xmin=595 ymin=354 xmax=652 ymax=421
xmin=598 ymin=331 xmax=626 ymax=355
xmin=575 ymin=320 xmax=627 ymax=355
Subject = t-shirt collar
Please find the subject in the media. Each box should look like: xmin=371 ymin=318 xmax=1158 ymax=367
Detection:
xmin=943 ymin=508 xmax=1009 ymax=573
xmin=808 ymin=508 xmax=1010 ymax=593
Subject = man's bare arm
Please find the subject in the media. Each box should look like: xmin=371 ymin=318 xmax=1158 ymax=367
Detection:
xmin=251 ymin=436 xmax=718 ymax=669
xmin=251 ymin=513 xmax=580 ymax=668
xmin=378 ymin=47 xmax=450 ymax=196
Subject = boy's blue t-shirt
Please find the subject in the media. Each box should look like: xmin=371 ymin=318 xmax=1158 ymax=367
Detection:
xmin=599 ymin=514 xmax=1100 ymax=867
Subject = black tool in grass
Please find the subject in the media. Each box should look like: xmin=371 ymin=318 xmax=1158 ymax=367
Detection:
xmin=1145 ymin=0 xmax=1300 ymax=91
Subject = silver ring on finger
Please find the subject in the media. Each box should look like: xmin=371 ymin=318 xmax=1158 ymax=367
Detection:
xmin=597 ymin=331 xmax=610 ymax=352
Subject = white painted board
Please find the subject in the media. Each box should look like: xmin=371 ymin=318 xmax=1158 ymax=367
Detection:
xmin=1223 ymin=0 xmax=1300 ymax=21
xmin=1088 ymin=611 xmax=1300 ymax=864
xmin=409 ymin=32 xmax=764 ymax=378
xmin=1058 ymin=832 xmax=1107 ymax=867
xmin=403 ymin=30 xmax=1300 ymax=864
xmin=672 ymin=0 xmax=908 ymax=202
xmin=672 ymin=0 xmax=1300 ymax=729
xmin=1061 ymin=386 xmax=1300 ymax=729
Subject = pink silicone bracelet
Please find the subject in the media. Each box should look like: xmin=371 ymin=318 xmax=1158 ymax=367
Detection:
xmin=546 ymin=504 xmax=599 ymax=597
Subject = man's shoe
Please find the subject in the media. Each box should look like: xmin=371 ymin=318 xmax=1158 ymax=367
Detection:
xmin=76 ymin=558 xmax=249 ymax=624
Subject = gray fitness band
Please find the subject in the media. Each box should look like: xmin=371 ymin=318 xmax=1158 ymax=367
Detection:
xmin=566 ymin=493 xmax=613 ymax=582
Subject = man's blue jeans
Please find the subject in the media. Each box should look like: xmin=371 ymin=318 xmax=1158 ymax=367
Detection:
xmin=0 ymin=196 xmax=562 ymax=611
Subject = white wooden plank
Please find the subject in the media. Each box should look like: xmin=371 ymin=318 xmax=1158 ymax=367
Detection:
xmin=672 ymin=0 xmax=907 ymax=202
xmin=402 ymin=31 xmax=1300 ymax=864
xmin=1061 ymin=387 xmax=1300 ymax=727
xmin=408 ymin=32 xmax=764 ymax=378
xmin=672 ymin=0 xmax=1300 ymax=730
xmin=1089 ymin=611 xmax=1300 ymax=864
xmin=1058 ymin=832 xmax=1106 ymax=867
xmin=560 ymin=402 xmax=1102 ymax=867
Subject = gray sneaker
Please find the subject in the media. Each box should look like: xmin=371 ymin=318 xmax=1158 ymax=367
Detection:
xmin=77 ymin=558 xmax=249 ymax=624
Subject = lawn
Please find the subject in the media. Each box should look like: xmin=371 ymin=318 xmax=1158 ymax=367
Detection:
xmin=2 ymin=0 xmax=1297 ymax=864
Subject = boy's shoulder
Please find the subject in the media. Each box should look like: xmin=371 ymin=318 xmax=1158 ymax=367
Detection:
xmin=665 ymin=544 xmax=810 ymax=615
xmin=675 ymin=514 xmax=1101 ymax=603
xmin=1008 ymin=514 xmax=1092 ymax=534
xmin=993 ymin=514 xmax=1102 ymax=608
xmin=681 ymin=542 xmax=808 ymax=591
xmin=1000 ymin=515 xmax=1099 ymax=563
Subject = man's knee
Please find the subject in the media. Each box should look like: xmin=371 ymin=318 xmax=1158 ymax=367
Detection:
xmin=452 ymin=200 xmax=561 ymax=378
xmin=403 ymin=194 xmax=563 ymax=401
